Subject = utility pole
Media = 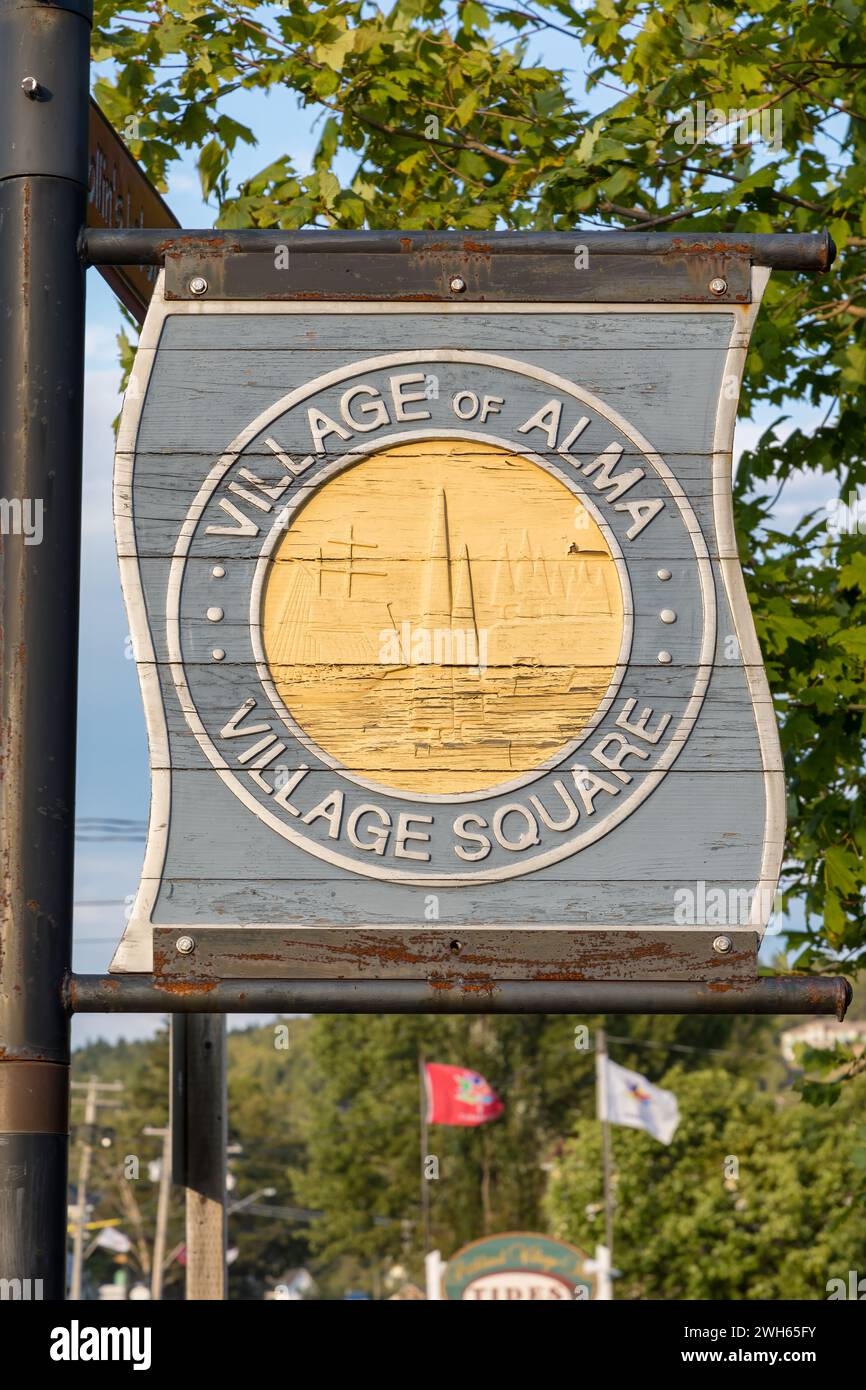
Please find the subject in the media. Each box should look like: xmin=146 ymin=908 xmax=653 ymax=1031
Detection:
xmin=172 ymin=1015 xmax=227 ymax=1300
xmin=0 ymin=0 xmax=91 ymax=1300
xmin=143 ymin=1125 xmax=172 ymax=1301
xmin=69 ymin=1077 xmax=123 ymax=1299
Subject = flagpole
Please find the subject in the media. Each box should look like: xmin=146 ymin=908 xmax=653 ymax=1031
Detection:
xmin=596 ymin=1028 xmax=614 ymax=1292
xmin=419 ymin=1054 xmax=431 ymax=1254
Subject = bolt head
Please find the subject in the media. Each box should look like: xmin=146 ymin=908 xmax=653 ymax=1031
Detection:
xmin=709 ymin=277 xmax=728 ymax=296
xmin=21 ymin=76 xmax=41 ymax=99
xmin=449 ymin=276 xmax=467 ymax=294
xmin=189 ymin=276 xmax=208 ymax=296
xmin=176 ymin=934 xmax=196 ymax=955
xmin=713 ymin=934 xmax=733 ymax=954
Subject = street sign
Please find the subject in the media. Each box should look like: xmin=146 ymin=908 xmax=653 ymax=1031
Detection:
xmin=442 ymin=1232 xmax=594 ymax=1300
xmin=87 ymin=100 xmax=179 ymax=322
xmin=110 ymin=245 xmax=783 ymax=983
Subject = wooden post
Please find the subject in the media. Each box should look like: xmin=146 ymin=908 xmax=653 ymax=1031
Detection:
xmin=172 ymin=1014 xmax=227 ymax=1300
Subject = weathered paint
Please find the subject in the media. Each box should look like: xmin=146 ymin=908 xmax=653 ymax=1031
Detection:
xmin=110 ymin=281 xmax=783 ymax=980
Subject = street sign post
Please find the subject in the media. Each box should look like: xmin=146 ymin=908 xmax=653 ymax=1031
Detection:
xmin=0 ymin=0 xmax=91 ymax=1302
xmin=86 ymin=99 xmax=179 ymax=323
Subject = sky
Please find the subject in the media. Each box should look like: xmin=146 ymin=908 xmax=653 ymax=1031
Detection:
xmin=72 ymin=22 xmax=836 ymax=1047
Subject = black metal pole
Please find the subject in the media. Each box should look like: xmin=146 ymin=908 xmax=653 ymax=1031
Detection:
xmin=0 ymin=0 xmax=91 ymax=1300
xmin=66 ymin=974 xmax=852 ymax=1019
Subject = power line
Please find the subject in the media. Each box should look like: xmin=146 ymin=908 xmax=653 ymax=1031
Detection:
xmin=75 ymin=818 xmax=146 ymax=843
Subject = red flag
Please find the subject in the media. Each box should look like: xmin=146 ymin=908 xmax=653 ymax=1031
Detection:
xmin=424 ymin=1063 xmax=503 ymax=1126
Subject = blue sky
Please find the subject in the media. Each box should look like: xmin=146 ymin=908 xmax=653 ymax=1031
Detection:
xmin=73 ymin=28 xmax=834 ymax=1046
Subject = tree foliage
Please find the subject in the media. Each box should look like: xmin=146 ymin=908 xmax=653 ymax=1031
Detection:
xmin=73 ymin=1015 xmax=865 ymax=1296
xmin=546 ymin=1066 xmax=866 ymax=1299
xmin=73 ymin=1022 xmax=314 ymax=1297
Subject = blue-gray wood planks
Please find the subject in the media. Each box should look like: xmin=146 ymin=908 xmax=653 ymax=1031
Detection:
xmin=110 ymin=292 xmax=782 ymax=978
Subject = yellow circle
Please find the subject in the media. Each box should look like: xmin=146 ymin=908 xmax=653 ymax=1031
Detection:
xmin=262 ymin=439 xmax=624 ymax=794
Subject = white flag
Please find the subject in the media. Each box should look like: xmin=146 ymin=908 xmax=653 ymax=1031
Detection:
xmin=596 ymin=1055 xmax=679 ymax=1144
xmin=95 ymin=1227 xmax=132 ymax=1253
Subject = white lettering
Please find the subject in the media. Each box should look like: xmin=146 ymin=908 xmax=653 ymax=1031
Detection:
xmin=615 ymin=698 xmax=672 ymax=745
xmin=453 ymin=813 xmax=492 ymax=861
xmin=517 ymin=398 xmax=562 ymax=448
xmin=395 ymin=812 xmax=433 ymax=861
xmin=301 ymin=790 xmax=344 ymax=838
xmin=492 ymin=803 xmax=540 ymax=851
xmin=308 ymin=407 xmax=352 ymax=453
xmin=346 ymin=804 xmax=391 ymax=854
xmin=390 ymin=373 xmax=432 ymax=423
xmin=340 ymin=384 xmax=390 ymax=432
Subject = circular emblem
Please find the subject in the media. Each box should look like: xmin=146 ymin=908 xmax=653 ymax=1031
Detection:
xmin=256 ymin=435 xmax=628 ymax=799
xmin=168 ymin=350 xmax=715 ymax=884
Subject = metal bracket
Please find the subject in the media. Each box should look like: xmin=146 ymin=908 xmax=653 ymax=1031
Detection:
xmin=163 ymin=247 xmax=752 ymax=304
xmin=151 ymin=926 xmax=758 ymax=985
xmin=79 ymin=228 xmax=837 ymax=304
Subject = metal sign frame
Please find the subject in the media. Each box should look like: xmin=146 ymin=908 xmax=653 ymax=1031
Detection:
xmin=104 ymin=234 xmax=811 ymax=990
xmin=59 ymin=226 xmax=852 ymax=1025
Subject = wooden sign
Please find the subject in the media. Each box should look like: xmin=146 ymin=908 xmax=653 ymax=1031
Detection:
xmin=87 ymin=100 xmax=179 ymax=322
xmin=442 ymin=1233 xmax=594 ymax=1300
xmin=110 ymin=252 xmax=782 ymax=983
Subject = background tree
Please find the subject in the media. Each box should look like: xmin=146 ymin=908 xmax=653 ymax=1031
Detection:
xmin=74 ymin=1022 xmax=315 ymax=1298
xmin=546 ymin=1066 xmax=866 ymax=1299
xmin=73 ymin=1011 xmax=864 ymax=1295
xmin=293 ymin=1011 xmax=782 ymax=1284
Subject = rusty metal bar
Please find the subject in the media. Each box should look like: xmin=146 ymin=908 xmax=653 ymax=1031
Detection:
xmin=80 ymin=228 xmax=835 ymax=272
xmin=151 ymin=925 xmax=761 ymax=984
xmin=66 ymin=974 xmax=852 ymax=1018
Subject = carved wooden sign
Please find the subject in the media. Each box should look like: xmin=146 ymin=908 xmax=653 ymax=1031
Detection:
xmin=112 ymin=257 xmax=782 ymax=983
xmin=442 ymin=1232 xmax=594 ymax=1301
xmin=87 ymin=100 xmax=180 ymax=322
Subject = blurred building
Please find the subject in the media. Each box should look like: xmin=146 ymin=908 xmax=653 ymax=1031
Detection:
xmin=780 ymin=1017 xmax=866 ymax=1065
